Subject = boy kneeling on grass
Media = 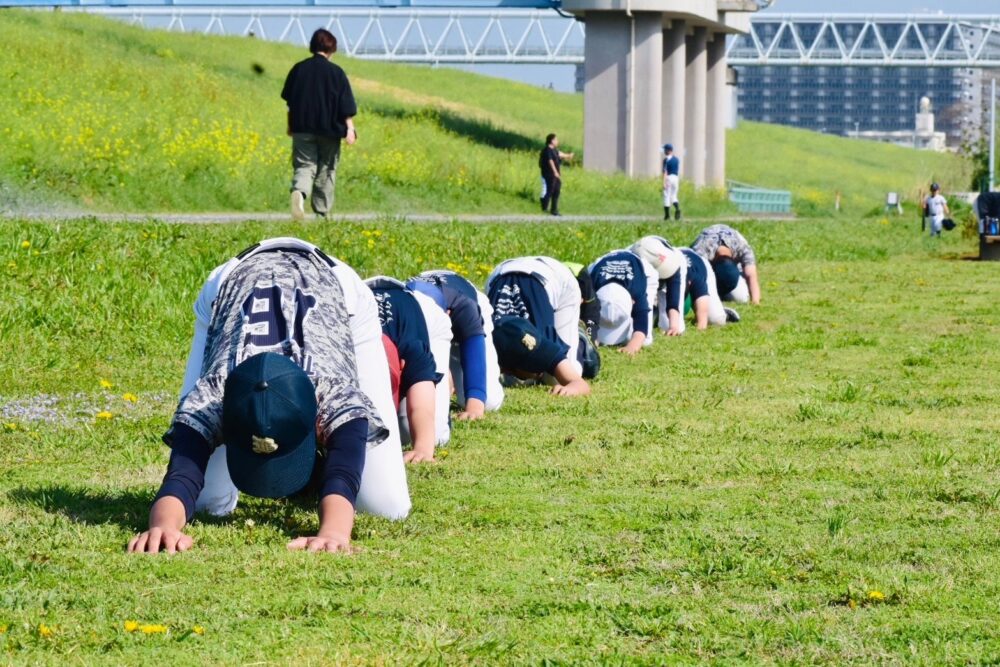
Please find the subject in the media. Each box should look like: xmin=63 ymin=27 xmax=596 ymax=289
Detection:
xmin=485 ymin=256 xmax=592 ymax=396
xmin=129 ymin=239 xmax=409 ymax=554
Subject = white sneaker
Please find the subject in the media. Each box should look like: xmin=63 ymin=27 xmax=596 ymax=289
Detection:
xmin=290 ymin=190 xmax=305 ymax=221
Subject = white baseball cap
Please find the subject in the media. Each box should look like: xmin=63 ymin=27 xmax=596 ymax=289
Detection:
xmin=596 ymin=283 xmax=633 ymax=346
xmin=630 ymin=236 xmax=683 ymax=280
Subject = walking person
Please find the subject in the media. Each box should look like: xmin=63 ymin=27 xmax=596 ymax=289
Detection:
xmin=282 ymin=29 xmax=357 ymax=221
xmin=539 ymin=133 xmax=573 ymax=217
xmin=662 ymin=144 xmax=681 ymax=220
xmin=925 ymin=182 xmax=950 ymax=237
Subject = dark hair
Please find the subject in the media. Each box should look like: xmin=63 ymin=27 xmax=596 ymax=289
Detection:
xmin=545 ymin=133 xmax=557 ymax=145
xmin=310 ymin=29 xmax=338 ymax=55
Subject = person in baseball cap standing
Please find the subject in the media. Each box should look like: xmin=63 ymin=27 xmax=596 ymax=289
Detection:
xmin=129 ymin=238 xmax=409 ymax=555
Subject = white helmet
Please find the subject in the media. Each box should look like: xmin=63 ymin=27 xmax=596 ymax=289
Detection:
xmin=631 ymin=236 xmax=682 ymax=280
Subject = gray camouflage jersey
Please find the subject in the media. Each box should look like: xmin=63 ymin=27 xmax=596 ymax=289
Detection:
xmin=690 ymin=224 xmax=757 ymax=266
xmin=171 ymin=249 xmax=388 ymax=448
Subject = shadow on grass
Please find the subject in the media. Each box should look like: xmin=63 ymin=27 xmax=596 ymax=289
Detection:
xmin=8 ymin=484 xmax=314 ymax=535
xmin=368 ymin=103 xmax=546 ymax=153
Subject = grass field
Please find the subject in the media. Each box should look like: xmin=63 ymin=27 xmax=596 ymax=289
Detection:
xmin=0 ymin=9 xmax=969 ymax=218
xmin=3 ymin=217 xmax=1000 ymax=663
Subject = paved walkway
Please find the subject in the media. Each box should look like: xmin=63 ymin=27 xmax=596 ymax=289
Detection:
xmin=9 ymin=211 xmax=795 ymax=224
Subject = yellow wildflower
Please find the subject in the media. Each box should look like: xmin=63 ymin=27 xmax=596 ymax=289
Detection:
xmin=867 ymin=590 xmax=885 ymax=602
xmin=96 ymin=411 xmax=113 ymax=420
xmin=38 ymin=623 xmax=53 ymax=638
xmin=20 ymin=240 xmax=30 ymax=249
xmin=0 ymin=624 xmax=7 ymax=633
xmin=4 ymin=422 xmax=17 ymax=431
xmin=122 ymin=392 xmax=138 ymax=403
xmin=139 ymin=624 xmax=168 ymax=635
xmin=124 ymin=620 xmax=139 ymax=632
xmin=192 ymin=625 xmax=205 ymax=635
xmin=847 ymin=599 xmax=857 ymax=609
xmin=99 ymin=378 xmax=113 ymax=389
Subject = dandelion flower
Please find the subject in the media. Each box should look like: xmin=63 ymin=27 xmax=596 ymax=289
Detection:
xmin=0 ymin=624 xmax=7 ymax=633
xmin=122 ymin=393 xmax=138 ymax=403
xmin=20 ymin=240 xmax=30 ymax=249
xmin=38 ymin=623 xmax=53 ymax=638
xmin=192 ymin=625 xmax=205 ymax=635
xmin=96 ymin=411 xmax=113 ymax=420
xmin=124 ymin=620 xmax=139 ymax=633
xmin=139 ymin=624 xmax=168 ymax=635
xmin=99 ymin=378 xmax=113 ymax=389
xmin=4 ymin=422 xmax=17 ymax=431
xmin=868 ymin=590 xmax=885 ymax=602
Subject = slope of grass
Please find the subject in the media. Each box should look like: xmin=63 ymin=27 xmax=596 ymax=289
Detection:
xmin=3 ymin=218 xmax=1000 ymax=663
xmin=0 ymin=9 xmax=968 ymax=218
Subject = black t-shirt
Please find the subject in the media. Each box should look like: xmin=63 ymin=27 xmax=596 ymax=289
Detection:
xmin=539 ymin=146 xmax=560 ymax=176
xmin=281 ymin=54 xmax=357 ymax=137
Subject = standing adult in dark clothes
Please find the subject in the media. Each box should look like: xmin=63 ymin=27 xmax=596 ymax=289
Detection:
xmin=539 ymin=133 xmax=573 ymax=216
xmin=281 ymin=29 xmax=357 ymax=220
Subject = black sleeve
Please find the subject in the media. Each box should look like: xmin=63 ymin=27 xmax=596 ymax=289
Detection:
xmin=320 ymin=417 xmax=368 ymax=505
xmin=153 ymin=422 xmax=213 ymax=522
xmin=339 ymin=71 xmax=357 ymax=119
xmin=281 ymin=63 xmax=296 ymax=103
xmin=576 ymin=267 xmax=599 ymax=343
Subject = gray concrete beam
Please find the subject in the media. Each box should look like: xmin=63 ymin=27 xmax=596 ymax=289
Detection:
xmin=684 ymin=26 xmax=707 ymax=187
xmin=662 ymin=19 xmax=686 ymax=172
xmin=706 ymin=32 xmax=727 ymax=187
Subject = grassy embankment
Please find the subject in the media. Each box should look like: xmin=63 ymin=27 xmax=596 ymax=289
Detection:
xmin=3 ymin=218 xmax=1000 ymax=663
xmin=0 ymin=9 xmax=968 ymax=218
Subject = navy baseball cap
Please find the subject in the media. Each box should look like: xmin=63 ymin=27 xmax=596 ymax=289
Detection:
xmin=492 ymin=316 xmax=566 ymax=375
xmin=712 ymin=256 xmax=741 ymax=296
xmin=222 ymin=353 xmax=318 ymax=499
xmin=663 ymin=143 xmax=673 ymax=152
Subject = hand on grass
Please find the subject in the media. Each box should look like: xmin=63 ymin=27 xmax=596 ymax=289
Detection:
xmin=551 ymin=378 xmax=590 ymax=397
xmin=127 ymin=527 xmax=193 ymax=555
xmin=455 ymin=398 xmax=486 ymax=421
xmin=403 ymin=446 xmax=436 ymax=464
xmin=287 ymin=533 xmax=352 ymax=553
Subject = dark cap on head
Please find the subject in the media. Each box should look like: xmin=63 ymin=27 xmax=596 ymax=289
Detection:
xmin=930 ymin=182 xmax=940 ymax=191
xmin=492 ymin=316 xmax=566 ymax=375
xmin=222 ymin=353 xmax=318 ymax=499
xmin=663 ymin=143 xmax=673 ymax=152
xmin=712 ymin=256 xmax=741 ymax=297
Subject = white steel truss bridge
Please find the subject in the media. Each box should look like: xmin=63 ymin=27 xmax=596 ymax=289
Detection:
xmin=59 ymin=8 xmax=1000 ymax=67
xmin=727 ymin=14 xmax=1000 ymax=67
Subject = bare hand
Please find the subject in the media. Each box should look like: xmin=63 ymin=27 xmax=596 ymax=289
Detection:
xmin=620 ymin=344 xmax=641 ymax=356
xmin=345 ymin=128 xmax=357 ymax=146
xmin=287 ymin=533 xmax=353 ymax=553
xmin=551 ymin=378 xmax=590 ymax=397
xmin=455 ymin=399 xmax=486 ymax=421
xmin=127 ymin=527 xmax=194 ymax=555
xmin=666 ymin=327 xmax=683 ymax=336
xmin=403 ymin=447 xmax=436 ymax=464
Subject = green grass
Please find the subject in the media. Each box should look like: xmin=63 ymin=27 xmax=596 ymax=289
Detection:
xmin=0 ymin=9 xmax=968 ymax=218
xmin=4 ymin=217 xmax=1000 ymax=663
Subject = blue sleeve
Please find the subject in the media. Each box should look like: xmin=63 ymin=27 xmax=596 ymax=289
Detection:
xmin=663 ymin=272 xmax=683 ymax=313
xmin=631 ymin=288 xmax=650 ymax=337
xmin=445 ymin=289 xmax=485 ymax=342
xmin=459 ymin=334 xmax=488 ymax=404
xmin=154 ymin=423 xmax=212 ymax=522
xmin=320 ymin=417 xmax=368 ymax=506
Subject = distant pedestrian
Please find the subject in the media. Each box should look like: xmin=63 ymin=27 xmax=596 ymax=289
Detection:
xmin=539 ymin=133 xmax=573 ymax=217
xmin=924 ymin=182 xmax=950 ymax=237
xmin=281 ymin=29 xmax=357 ymax=221
xmin=662 ymin=144 xmax=681 ymax=220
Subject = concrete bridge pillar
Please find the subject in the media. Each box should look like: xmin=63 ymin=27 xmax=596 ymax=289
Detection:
xmin=684 ymin=26 xmax=707 ymax=187
xmin=565 ymin=2 xmax=759 ymax=184
xmin=706 ymin=32 xmax=728 ymax=188
xmin=661 ymin=19 xmax=686 ymax=170
xmin=581 ymin=12 xmax=663 ymax=176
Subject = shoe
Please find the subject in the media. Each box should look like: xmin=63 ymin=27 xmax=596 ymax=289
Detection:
xmin=723 ymin=307 xmax=741 ymax=323
xmin=551 ymin=211 xmax=562 ymax=217
xmin=664 ymin=206 xmax=670 ymax=220
xmin=290 ymin=190 xmax=305 ymax=221
xmin=673 ymin=205 xmax=682 ymax=221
